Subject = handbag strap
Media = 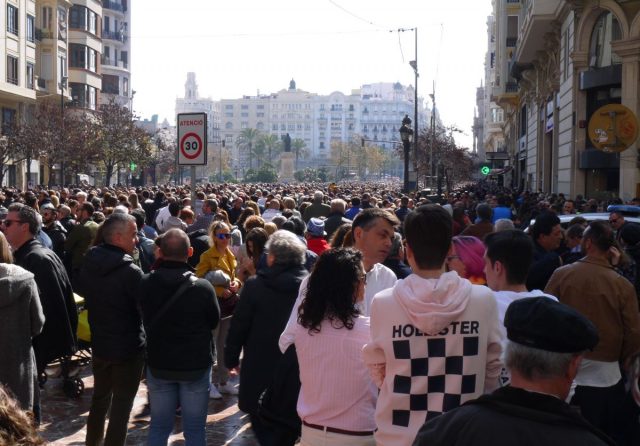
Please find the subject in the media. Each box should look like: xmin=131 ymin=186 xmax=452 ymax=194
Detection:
xmin=146 ymin=273 xmax=198 ymax=333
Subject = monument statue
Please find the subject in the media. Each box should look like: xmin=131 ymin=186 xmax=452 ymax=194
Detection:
xmin=283 ymin=133 xmax=292 ymax=152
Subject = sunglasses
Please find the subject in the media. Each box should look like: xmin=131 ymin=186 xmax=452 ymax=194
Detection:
xmin=215 ymin=233 xmax=232 ymax=240
xmin=1 ymin=219 xmax=25 ymax=228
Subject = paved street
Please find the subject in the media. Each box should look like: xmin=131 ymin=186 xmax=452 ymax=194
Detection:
xmin=39 ymin=366 xmax=258 ymax=445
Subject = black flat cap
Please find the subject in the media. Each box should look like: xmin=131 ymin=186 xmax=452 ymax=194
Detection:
xmin=504 ymin=297 xmax=599 ymax=353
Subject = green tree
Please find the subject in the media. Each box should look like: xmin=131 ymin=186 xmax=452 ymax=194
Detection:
xmin=257 ymin=133 xmax=281 ymax=166
xmin=243 ymin=163 xmax=278 ymax=182
xmin=291 ymin=138 xmax=309 ymax=170
xmin=236 ymin=128 xmax=261 ymax=170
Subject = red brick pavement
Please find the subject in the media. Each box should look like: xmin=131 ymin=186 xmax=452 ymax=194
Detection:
xmin=39 ymin=366 xmax=258 ymax=445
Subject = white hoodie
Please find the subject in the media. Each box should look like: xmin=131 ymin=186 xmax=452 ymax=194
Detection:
xmin=363 ymin=272 xmax=503 ymax=446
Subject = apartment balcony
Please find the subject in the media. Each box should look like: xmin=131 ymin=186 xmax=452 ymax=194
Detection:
xmin=102 ymin=29 xmax=127 ymax=43
xmin=491 ymin=83 xmax=519 ymax=108
xmin=515 ymin=0 xmax=564 ymax=64
xmin=101 ymin=57 xmax=129 ymax=70
xmin=103 ymin=0 xmax=126 ymax=13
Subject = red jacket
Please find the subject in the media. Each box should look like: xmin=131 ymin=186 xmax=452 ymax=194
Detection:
xmin=307 ymin=237 xmax=330 ymax=256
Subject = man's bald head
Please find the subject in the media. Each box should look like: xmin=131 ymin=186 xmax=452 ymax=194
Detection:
xmin=159 ymin=228 xmax=191 ymax=261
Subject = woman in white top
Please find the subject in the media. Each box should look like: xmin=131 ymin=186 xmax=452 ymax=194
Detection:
xmin=280 ymin=248 xmax=377 ymax=446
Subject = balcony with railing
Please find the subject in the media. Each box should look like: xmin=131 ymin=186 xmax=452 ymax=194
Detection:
xmin=505 ymin=82 xmax=519 ymax=93
xmin=103 ymin=0 xmax=126 ymax=13
xmin=102 ymin=29 xmax=127 ymax=43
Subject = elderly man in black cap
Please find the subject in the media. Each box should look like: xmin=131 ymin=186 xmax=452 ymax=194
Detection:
xmin=413 ymin=297 xmax=615 ymax=446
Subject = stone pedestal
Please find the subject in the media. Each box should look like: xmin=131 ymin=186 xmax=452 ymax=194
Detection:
xmin=279 ymin=152 xmax=295 ymax=181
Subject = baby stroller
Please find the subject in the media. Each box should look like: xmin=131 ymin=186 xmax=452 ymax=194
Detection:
xmin=38 ymin=293 xmax=92 ymax=398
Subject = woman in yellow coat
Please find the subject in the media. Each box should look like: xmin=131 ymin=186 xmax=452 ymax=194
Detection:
xmin=196 ymin=221 xmax=242 ymax=399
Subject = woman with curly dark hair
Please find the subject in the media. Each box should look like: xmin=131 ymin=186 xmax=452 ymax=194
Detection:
xmin=280 ymin=248 xmax=376 ymax=446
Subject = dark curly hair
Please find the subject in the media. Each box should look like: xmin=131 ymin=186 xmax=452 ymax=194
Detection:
xmin=298 ymin=248 xmax=363 ymax=333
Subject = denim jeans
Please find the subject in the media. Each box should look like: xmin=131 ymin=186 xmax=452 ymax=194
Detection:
xmin=146 ymin=368 xmax=211 ymax=446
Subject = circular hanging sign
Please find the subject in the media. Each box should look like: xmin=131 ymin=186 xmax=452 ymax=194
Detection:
xmin=588 ymin=104 xmax=639 ymax=153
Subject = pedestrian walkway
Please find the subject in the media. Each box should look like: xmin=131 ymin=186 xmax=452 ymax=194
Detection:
xmin=39 ymin=367 xmax=257 ymax=445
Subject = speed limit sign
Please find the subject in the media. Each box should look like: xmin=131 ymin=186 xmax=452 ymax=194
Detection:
xmin=177 ymin=113 xmax=207 ymax=165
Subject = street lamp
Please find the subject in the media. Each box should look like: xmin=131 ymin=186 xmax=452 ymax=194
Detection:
xmin=59 ymin=75 xmax=68 ymax=185
xmin=399 ymin=115 xmax=413 ymax=193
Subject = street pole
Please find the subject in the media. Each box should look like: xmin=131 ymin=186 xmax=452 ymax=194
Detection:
xmin=60 ymin=76 xmax=67 ymax=186
xmin=219 ymin=139 xmax=224 ymax=183
xmin=414 ymin=28 xmax=418 ymax=191
xmin=431 ymin=82 xmax=436 ymax=194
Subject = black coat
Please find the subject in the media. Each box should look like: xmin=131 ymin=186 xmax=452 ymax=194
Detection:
xmin=43 ymin=221 xmax=67 ymax=261
xmin=76 ymin=244 xmax=144 ymax=361
xmin=324 ymin=212 xmax=350 ymax=239
xmin=139 ymin=261 xmax=219 ymax=373
xmin=13 ymin=239 xmax=77 ymax=371
xmin=225 ymin=262 xmax=307 ymax=415
xmin=527 ymin=242 xmax=561 ymax=291
xmin=413 ymin=386 xmax=615 ymax=446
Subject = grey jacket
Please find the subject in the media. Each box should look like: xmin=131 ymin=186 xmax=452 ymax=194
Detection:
xmin=0 ymin=264 xmax=44 ymax=410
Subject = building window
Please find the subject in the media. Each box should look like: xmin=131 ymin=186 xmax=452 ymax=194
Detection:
xmin=241 ymin=112 xmax=248 ymax=117
xmin=224 ymin=112 xmax=233 ymax=118
xmin=42 ymin=6 xmax=52 ymax=29
xmin=58 ymin=54 xmax=67 ymax=81
xmin=2 ymin=108 xmax=16 ymax=135
xmin=123 ymin=77 xmax=129 ymax=96
xmin=27 ymin=15 xmax=35 ymax=42
xmin=589 ymin=12 xmax=622 ymax=68
xmin=225 ymin=122 xmax=233 ymax=129
xmin=272 ymin=124 xmax=278 ymax=131
xmin=7 ymin=4 xmax=18 ymax=35
xmin=256 ymin=112 xmax=264 ymax=118
xmin=241 ymin=104 xmax=249 ymax=109
xmin=241 ymin=122 xmax=248 ymax=129
xmin=26 ymin=62 xmax=34 ymax=89
xmin=120 ymin=51 xmax=128 ymax=69
xmin=257 ymin=104 xmax=264 ymax=110
xmin=102 ymin=74 xmax=119 ymax=94
xmin=70 ymin=83 xmax=97 ymax=110
xmin=6 ymin=56 xmax=18 ymax=85
xmin=70 ymin=5 xmax=99 ymax=36
xmin=225 ymin=104 xmax=233 ymax=109
xmin=257 ymin=122 xmax=264 ymax=130
xmin=70 ymin=44 xmax=98 ymax=73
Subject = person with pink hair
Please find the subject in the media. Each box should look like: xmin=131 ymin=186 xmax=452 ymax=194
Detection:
xmin=447 ymin=236 xmax=487 ymax=285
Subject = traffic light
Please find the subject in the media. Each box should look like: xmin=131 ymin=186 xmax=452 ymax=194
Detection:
xmin=480 ymin=164 xmax=490 ymax=176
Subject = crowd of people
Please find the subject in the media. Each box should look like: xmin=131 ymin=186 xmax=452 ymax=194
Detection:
xmin=0 ymin=179 xmax=638 ymax=445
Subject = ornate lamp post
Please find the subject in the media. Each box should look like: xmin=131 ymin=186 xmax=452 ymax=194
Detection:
xmin=399 ymin=114 xmax=413 ymax=193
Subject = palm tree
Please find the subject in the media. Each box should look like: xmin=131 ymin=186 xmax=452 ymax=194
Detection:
xmin=236 ymin=128 xmax=261 ymax=170
xmin=292 ymin=138 xmax=309 ymax=170
xmin=258 ymin=134 xmax=281 ymax=166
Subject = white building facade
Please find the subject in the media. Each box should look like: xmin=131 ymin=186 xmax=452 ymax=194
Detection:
xmin=216 ymin=79 xmax=422 ymax=172
xmin=100 ymin=0 xmax=131 ymax=107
